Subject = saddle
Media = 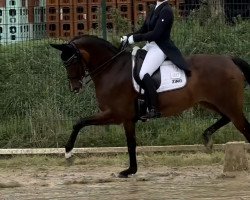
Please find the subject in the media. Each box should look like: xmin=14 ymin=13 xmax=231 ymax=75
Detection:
xmin=132 ymin=47 xmax=187 ymax=121
xmin=132 ymin=47 xmax=187 ymax=94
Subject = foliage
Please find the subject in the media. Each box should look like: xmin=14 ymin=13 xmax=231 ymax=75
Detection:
xmin=0 ymin=14 xmax=249 ymax=148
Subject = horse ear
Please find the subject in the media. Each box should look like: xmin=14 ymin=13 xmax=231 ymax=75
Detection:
xmin=50 ymin=44 xmax=67 ymax=51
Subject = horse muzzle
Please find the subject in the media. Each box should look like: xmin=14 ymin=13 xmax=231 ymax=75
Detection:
xmin=69 ymin=80 xmax=84 ymax=94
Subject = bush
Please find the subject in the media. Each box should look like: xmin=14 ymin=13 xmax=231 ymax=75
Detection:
xmin=0 ymin=16 xmax=249 ymax=148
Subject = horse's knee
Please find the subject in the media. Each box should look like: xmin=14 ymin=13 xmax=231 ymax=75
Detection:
xmin=73 ymin=119 xmax=86 ymax=131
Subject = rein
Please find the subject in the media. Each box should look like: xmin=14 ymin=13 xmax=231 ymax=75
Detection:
xmin=84 ymin=40 xmax=128 ymax=84
xmin=85 ymin=49 xmax=126 ymax=84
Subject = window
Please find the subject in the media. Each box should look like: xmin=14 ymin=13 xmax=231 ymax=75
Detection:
xmin=107 ymin=22 xmax=113 ymax=29
xmin=106 ymin=6 xmax=112 ymax=12
xmin=23 ymin=9 xmax=28 ymax=15
xmin=34 ymin=0 xmax=39 ymax=6
xmin=78 ymin=15 xmax=83 ymax=20
xmin=92 ymin=23 xmax=98 ymax=29
xmin=138 ymin=4 xmax=144 ymax=12
xmin=9 ymin=9 xmax=16 ymax=16
xmin=91 ymin=6 xmax=98 ymax=13
xmin=11 ymin=35 xmax=16 ymax=40
xmin=77 ymin=6 xmax=84 ymax=13
xmin=49 ymin=24 xmax=56 ymax=31
xmin=10 ymin=18 xmax=16 ymax=23
xmin=49 ymin=7 xmax=56 ymax=14
xmin=63 ymin=24 xmax=70 ymax=30
xmin=120 ymin=5 xmax=128 ymax=12
xmin=0 ymin=10 xmax=2 ymax=16
xmin=49 ymin=16 xmax=56 ymax=21
xmin=22 ymin=0 xmax=26 ymax=7
xmin=63 ymin=15 xmax=70 ymax=20
xmin=77 ymin=23 xmax=84 ymax=30
xmin=10 ymin=26 xmax=16 ymax=34
xmin=10 ymin=1 xmax=16 ymax=6
xmin=0 ymin=27 xmax=2 ymax=33
xmin=62 ymin=7 xmax=70 ymax=14
xmin=63 ymin=0 xmax=69 ymax=3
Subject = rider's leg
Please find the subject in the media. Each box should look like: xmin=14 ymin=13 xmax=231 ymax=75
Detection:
xmin=139 ymin=42 xmax=166 ymax=118
xmin=141 ymin=73 xmax=161 ymax=118
xmin=139 ymin=42 xmax=166 ymax=79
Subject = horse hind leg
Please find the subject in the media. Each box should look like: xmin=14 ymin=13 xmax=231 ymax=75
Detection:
xmin=200 ymin=102 xmax=230 ymax=150
xmin=230 ymin=113 xmax=250 ymax=143
xmin=203 ymin=115 xmax=230 ymax=150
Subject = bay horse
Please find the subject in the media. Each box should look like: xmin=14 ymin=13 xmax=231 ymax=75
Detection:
xmin=51 ymin=35 xmax=250 ymax=178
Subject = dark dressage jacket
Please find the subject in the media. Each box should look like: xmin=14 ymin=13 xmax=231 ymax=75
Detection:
xmin=132 ymin=2 xmax=189 ymax=71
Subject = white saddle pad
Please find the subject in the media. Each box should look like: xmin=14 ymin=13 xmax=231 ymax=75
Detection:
xmin=132 ymin=48 xmax=187 ymax=93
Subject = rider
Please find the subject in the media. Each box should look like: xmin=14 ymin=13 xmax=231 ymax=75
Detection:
xmin=121 ymin=0 xmax=191 ymax=119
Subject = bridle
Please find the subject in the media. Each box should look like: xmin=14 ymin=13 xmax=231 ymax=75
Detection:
xmin=63 ymin=41 xmax=128 ymax=85
xmin=62 ymin=42 xmax=86 ymax=81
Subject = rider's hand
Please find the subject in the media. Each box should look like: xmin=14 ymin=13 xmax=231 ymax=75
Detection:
xmin=120 ymin=36 xmax=128 ymax=43
xmin=128 ymin=35 xmax=134 ymax=44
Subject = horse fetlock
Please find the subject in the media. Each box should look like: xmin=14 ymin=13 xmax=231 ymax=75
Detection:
xmin=65 ymin=150 xmax=73 ymax=159
xmin=118 ymin=167 xmax=137 ymax=178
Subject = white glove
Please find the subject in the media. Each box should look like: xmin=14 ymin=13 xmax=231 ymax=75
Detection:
xmin=120 ymin=36 xmax=128 ymax=43
xmin=128 ymin=35 xmax=134 ymax=44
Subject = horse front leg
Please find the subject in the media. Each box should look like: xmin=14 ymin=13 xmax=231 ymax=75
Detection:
xmin=118 ymin=120 xmax=137 ymax=178
xmin=65 ymin=110 xmax=114 ymax=159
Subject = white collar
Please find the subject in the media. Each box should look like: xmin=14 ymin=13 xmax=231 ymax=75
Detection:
xmin=155 ymin=0 xmax=168 ymax=9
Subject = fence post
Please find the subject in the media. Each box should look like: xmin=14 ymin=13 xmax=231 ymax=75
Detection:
xmin=101 ymin=0 xmax=107 ymax=40
xmin=208 ymin=0 xmax=225 ymax=19
xmin=223 ymin=141 xmax=248 ymax=172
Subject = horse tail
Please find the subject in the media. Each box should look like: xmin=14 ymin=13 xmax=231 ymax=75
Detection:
xmin=232 ymin=57 xmax=250 ymax=85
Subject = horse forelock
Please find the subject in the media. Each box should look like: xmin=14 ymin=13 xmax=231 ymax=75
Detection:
xmin=60 ymin=44 xmax=76 ymax=62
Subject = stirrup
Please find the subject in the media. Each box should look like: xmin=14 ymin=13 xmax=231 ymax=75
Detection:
xmin=140 ymin=109 xmax=161 ymax=120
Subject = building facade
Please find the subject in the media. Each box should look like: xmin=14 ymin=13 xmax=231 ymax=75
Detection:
xmin=0 ymin=0 xmax=46 ymax=44
xmin=1 ymin=0 xmax=248 ymax=43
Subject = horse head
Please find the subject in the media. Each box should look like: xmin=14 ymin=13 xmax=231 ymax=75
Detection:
xmin=50 ymin=35 xmax=119 ymax=93
xmin=50 ymin=42 xmax=89 ymax=94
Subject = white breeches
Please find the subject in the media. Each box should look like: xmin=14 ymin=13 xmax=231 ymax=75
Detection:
xmin=139 ymin=42 xmax=167 ymax=80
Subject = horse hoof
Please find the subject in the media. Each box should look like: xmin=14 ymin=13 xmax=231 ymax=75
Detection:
xmin=204 ymin=138 xmax=214 ymax=153
xmin=118 ymin=168 xmax=137 ymax=178
xmin=117 ymin=173 xmax=128 ymax=178
xmin=66 ymin=155 xmax=75 ymax=166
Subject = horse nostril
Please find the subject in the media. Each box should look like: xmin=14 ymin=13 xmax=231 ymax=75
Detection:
xmin=73 ymin=88 xmax=80 ymax=94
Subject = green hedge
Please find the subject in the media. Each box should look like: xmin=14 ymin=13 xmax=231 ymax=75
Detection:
xmin=0 ymin=16 xmax=249 ymax=148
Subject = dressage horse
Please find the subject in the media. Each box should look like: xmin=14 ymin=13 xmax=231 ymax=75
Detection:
xmin=51 ymin=35 xmax=250 ymax=177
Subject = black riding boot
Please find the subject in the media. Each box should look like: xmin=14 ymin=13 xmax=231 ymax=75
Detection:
xmin=141 ymin=73 xmax=161 ymax=119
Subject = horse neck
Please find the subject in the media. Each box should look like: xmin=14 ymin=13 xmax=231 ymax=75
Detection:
xmin=80 ymin=43 xmax=119 ymax=82
xmin=86 ymin=46 xmax=131 ymax=85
